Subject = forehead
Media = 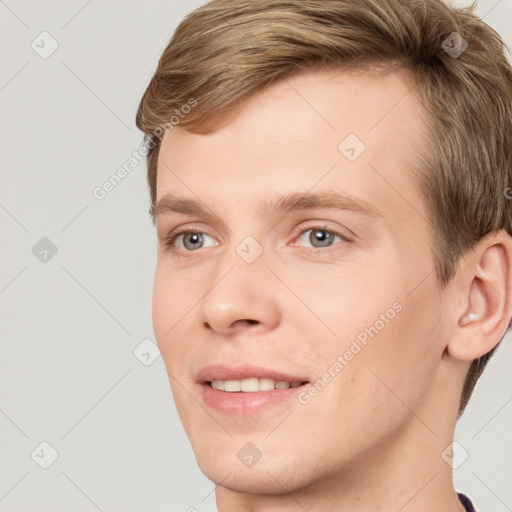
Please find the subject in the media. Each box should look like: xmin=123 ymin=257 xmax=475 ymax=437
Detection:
xmin=156 ymin=67 xmax=427 ymax=228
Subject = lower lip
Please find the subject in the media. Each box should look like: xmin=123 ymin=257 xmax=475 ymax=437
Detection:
xmin=202 ymin=383 xmax=308 ymax=414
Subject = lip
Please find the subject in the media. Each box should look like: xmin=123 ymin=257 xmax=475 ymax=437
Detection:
xmin=197 ymin=364 xmax=310 ymax=415
xmin=196 ymin=364 xmax=309 ymax=384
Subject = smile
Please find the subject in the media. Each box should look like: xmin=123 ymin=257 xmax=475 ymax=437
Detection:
xmin=210 ymin=378 xmax=306 ymax=392
xmin=197 ymin=364 xmax=311 ymax=414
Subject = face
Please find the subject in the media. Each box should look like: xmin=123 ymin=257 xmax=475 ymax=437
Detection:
xmin=152 ymin=68 xmax=453 ymax=495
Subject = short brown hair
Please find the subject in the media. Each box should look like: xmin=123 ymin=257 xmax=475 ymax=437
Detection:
xmin=136 ymin=0 xmax=512 ymax=416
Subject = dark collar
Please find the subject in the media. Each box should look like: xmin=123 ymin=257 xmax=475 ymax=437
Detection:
xmin=458 ymin=493 xmax=476 ymax=512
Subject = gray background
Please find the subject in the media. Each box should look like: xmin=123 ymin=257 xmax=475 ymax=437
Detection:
xmin=1 ymin=1 xmax=510 ymax=511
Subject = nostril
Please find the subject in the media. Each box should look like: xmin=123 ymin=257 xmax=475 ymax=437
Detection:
xmin=202 ymin=319 xmax=259 ymax=331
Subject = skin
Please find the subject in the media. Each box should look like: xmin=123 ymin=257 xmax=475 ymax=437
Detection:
xmin=151 ymin=68 xmax=512 ymax=511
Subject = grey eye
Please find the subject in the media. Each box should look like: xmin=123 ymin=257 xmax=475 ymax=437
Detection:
xmin=182 ymin=232 xmax=204 ymax=250
xmin=309 ymin=229 xmax=336 ymax=248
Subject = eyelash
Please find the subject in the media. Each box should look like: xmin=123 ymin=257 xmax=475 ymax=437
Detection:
xmin=162 ymin=222 xmax=351 ymax=257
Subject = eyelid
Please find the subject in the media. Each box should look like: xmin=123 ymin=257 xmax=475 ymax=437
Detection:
xmin=159 ymin=221 xmax=213 ymax=240
xmin=289 ymin=221 xmax=352 ymax=246
xmin=162 ymin=223 xmax=218 ymax=248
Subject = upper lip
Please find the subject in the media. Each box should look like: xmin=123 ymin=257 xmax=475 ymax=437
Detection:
xmin=196 ymin=364 xmax=310 ymax=384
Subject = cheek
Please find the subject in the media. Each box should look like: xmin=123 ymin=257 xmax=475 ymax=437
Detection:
xmin=152 ymin=268 xmax=202 ymax=417
xmin=151 ymin=266 xmax=192 ymax=362
xmin=301 ymin=262 xmax=444 ymax=406
xmin=152 ymin=269 xmax=170 ymax=342
xmin=287 ymin=263 xmax=400 ymax=348
xmin=332 ymin=283 xmax=444 ymax=417
xmin=302 ymin=297 xmax=444 ymax=458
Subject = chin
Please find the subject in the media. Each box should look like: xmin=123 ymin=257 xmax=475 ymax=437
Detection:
xmin=210 ymin=469 xmax=282 ymax=494
xmin=202 ymin=465 xmax=302 ymax=495
xmin=195 ymin=446 xmax=319 ymax=495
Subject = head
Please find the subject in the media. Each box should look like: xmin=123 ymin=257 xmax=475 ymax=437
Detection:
xmin=136 ymin=0 xmax=512 ymax=498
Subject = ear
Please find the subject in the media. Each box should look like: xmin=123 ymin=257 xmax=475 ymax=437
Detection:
xmin=447 ymin=231 xmax=512 ymax=361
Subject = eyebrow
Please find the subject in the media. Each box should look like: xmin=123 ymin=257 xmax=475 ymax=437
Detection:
xmin=151 ymin=191 xmax=383 ymax=222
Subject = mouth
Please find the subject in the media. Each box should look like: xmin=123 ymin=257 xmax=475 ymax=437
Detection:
xmin=209 ymin=377 xmax=308 ymax=392
xmin=197 ymin=365 xmax=310 ymax=414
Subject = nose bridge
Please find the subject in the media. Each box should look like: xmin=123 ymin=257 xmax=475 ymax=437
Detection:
xmin=198 ymin=233 xmax=280 ymax=332
xmin=212 ymin=224 xmax=270 ymax=285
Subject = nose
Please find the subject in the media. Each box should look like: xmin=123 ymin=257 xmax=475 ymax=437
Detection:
xmin=199 ymin=246 xmax=281 ymax=335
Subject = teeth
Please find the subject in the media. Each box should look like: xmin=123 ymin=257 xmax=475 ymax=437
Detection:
xmin=241 ymin=377 xmax=259 ymax=392
xmin=210 ymin=378 xmax=303 ymax=392
xmin=259 ymin=378 xmax=274 ymax=391
xmin=224 ymin=380 xmax=241 ymax=392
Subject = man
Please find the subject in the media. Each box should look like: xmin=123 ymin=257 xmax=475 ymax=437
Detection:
xmin=136 ymin=0 xmax=512 ymax=510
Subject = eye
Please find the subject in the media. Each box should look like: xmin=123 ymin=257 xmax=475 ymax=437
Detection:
xmin=165 ymin=230 xmax=218 ymax=252
xmin=292 ymin=224 xmax=349 ymax=250
xmin=162 ymin=223 xmax=350 ymax=256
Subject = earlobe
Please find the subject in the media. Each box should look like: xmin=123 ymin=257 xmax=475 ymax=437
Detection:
xmin=447 ymin=233 xmax=512 ymax=361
